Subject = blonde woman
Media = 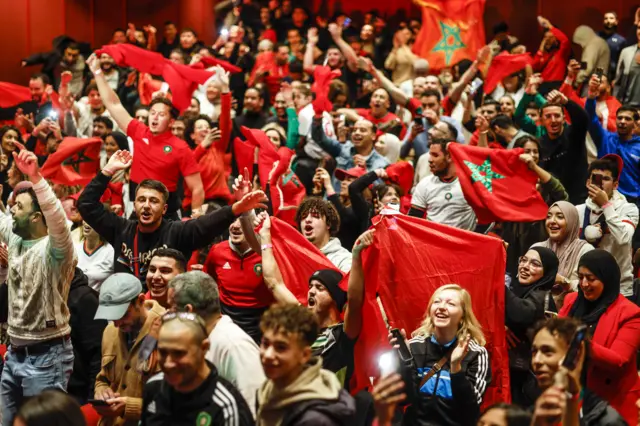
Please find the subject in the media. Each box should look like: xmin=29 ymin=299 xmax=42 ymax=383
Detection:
xmin=389 ymin=284 xmax=491 ymax=426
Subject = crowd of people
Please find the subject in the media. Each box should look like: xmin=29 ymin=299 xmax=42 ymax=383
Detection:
xmin=0 ymin=1 xmax=639 ymax=425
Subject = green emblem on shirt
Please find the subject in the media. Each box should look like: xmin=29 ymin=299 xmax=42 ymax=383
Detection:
xmin=196 ymin=412 xmax=211 ymax=426
xmin=464 ymin=157 xmax=505 ymax=193
xmin=163 ymin=145 xmax=173 ymax=154
xmin=254 ymin=263 xmax=263 ymax=276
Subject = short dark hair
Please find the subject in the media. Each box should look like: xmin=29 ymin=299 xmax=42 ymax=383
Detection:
xmin=16 ymin=389 xmax=85 ymax=426
xmin=0 ymin=126 xmax=24 ymax=146
xmin=617 ymin=105 xmax=640 ymax=120
xmin=93 ymin=116 xmax=114 ymax=130
xmin=296 ymin=197 xmax=341 ymax=236
xmin=540 ymin=102 xmax=565 ymax=116
xmin=149 ymin=97 xmax=179 ymax=119
xmin=289 ymin=60 xmax=303 ymax=74
xmin=180 ymin=27 xmax=197 ymax=37
xmin=113 ymin=28 xmax=126 ymax=35
xmin=30 ymin=73 xmax=50 ymax=85
xmin=513 ymin=135 xmax=541 ymax=150
xmin=15 ymin=186 xmax=46 ymax=227
xmin=191 ymin=97 xmax=200 ymax=107
xmin=134 ymin=105 xmax=149 ymax=114
xmin=490 ymin=114 xmax=515 ymax=130
xmin=169 ymin=49 xmax=187 ymax=63
xmin=152 ymin=248 xmax=186 ymax=272
xmin=164 ymin=20 xmax=176 ymax=27
xmin=604 ymin=11 xmax=618 ymax=19
xmin=84 ymin=82 xmax=99 ymax=97
xmin=429 ymin=137 xmax=450 ymax=154
xmin=420 ymin=89 xmax=441 ymax=102
xmin=588 ymin=157 xmax=620 ymax=181
xmin=492 ymin=22 xmax=509 ymax=35
xmin=481 ymin=403 xmax=531 ymax=426
xmin=375 ymin=182 xmax=404 ymax=198
xmin=442 ymin=121 xmax=458 ymax=140
xmin=533 ymin=316 xmax=582 ymax=347
xmin=525 ymin=102 xmax=539 ymax=111
xmin=260 ymin=303 xmax=319 ymax=347
xmin=136 ymin=179 xmax=169 ymax=204
xmin=183 ymin=114 xmax=213 ymax=148
xmin=65 ymin=42 xmax=80 ymax=52
xmin=482 ymin=98 xmax=500 ymax=110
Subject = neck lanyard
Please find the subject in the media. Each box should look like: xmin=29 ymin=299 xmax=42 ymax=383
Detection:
xmin=132 ymin=227 xmax=140 ymax=278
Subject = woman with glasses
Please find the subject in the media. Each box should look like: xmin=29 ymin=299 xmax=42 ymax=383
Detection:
xmin=532 ymin=201 xmax=594 ymax=309
xmin=505 ymin=247 xmax=559 ymax=407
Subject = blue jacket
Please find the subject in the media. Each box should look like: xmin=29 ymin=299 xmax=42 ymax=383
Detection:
xmin=585 ymin=98 xmax=640 ymax=199
xmin=311 ymin=121 xmax=389 ymax=192
xmin=400 ymin=116 xmax=466 ymax=161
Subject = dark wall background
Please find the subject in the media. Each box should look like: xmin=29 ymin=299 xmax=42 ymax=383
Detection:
xmin=0 ymin=0 xmax=635 ymax=84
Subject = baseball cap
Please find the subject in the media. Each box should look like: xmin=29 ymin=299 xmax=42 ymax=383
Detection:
xmin=94 ymin=273 xmax=143 ymax=321
xmin=600 ymin=153 xmax=623 ymax=175
xmin=335 ymin=166 xmax=367 ymax=181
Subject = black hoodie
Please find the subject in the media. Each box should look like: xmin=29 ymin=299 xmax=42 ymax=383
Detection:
xmin=67 ymin=267 xmax=107 ymax=404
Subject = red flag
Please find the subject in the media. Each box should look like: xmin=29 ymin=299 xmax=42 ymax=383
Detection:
xmin=311 ymin=66 xmax=342 ymax=114
xmin=41 ymin=137 xmax=102 ymax=185
xmin=269 ymin=148 xmax=306 ymax=227
xmin=97 ymin=44 xmax=214 ymax=112
xmin=270 ymin=217 xmax=389 ymax=393
xmin=240 ymin=127 xmax=280 ymax=190
xmin=0 ymin=83 xmax=32 ymax=108
xmin=412 ymin=0 xmax=486 ymax=71
xmin=233 ymin=137 xmax=255 ymax=180
xmin=368 ymin=212 xmax=510 ymax=405
xmin=449 ymin=144 xmax=548 ymax=224
xmin=194 ymin=56 xmax=242 ymax=74
xmin=484 ymin=52 xmax=533 ymax=94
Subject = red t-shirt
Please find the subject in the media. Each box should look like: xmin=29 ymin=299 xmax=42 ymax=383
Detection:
xmin=204 ymin=241 xmax=274 ymax=309
xmin=126 ymin=120 xmax=200 ymax=192
xmin=354 ymin=108 xmax=407 ymax=138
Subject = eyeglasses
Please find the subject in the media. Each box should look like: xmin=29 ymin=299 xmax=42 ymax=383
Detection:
xmin=162 ymin=312 xmax=208 ymax=336
xmin=518 ymin=256 xmax=543 ymax=269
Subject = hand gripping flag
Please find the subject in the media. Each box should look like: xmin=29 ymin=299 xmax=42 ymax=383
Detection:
xmin=449 ymin=144 xmax=548 ymax=224
xmin=41 ymin=137 xmax=102 ymax=185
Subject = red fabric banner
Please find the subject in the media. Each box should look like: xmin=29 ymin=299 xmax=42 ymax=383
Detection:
xmin=41 ymin=137 xmax=102 ymax=185
xmin=412 ymin=0 xmax=486 ymax=71
xmin=484 ymin=52 xmax=533 ymax=94
xmin=0 ymin=82 xmax=32 ymax=108
xmin=367 ymin=212 xmax=510 ymax=405
xmin=449 ymin=144 xmax=548 ymax=224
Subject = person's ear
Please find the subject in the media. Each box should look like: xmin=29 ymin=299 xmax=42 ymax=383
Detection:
xmin=137 ymin=293 xmax=146 ymax=305
xmin=185 ymin=304 xmax=194 ymax=313
xmin=162 ymin=203 xmax=168 ymax=215
xmin=301 ymin=345 xmax=312 ymax=365
xmin=31 ymin=211 xmax=43 ymax=225
xmin=202 ymin=338 xmax=211 ymax=353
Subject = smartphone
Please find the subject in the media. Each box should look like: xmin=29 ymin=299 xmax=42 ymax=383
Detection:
xmin=220 ymin=28 xmax=229 ymax=37
xmin=562 ymin=325 xmax=587 ymax=371
xmin=379 ymin=351 xmax=398 ymax=376
xmin=87 ymin=399 xmax=110 ymax=407
xmin=580 ymin=61 xmax=588 ymax=70
xmin=413 ymin=116 xmax=423 ymax=126
xmin=390 ymin=328 xmax=413 ymax=363
xmin=343 ymin=18 xmax=352 ymax=28
xmin=591 ymin=174 xmax=603 ymax=188
xmin=469 ymin=77 xmax=483 ymax=96
xmin=594 ymin=67 xmax=604 ymax=79
xmin=48 ymin=111 xmax=58 ymax=121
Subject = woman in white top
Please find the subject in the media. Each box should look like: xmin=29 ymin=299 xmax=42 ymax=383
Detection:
xmin=532 ymin=201 xmax=594 ymax=309
xmin=75 ymin=221 xmax=114 ymax=292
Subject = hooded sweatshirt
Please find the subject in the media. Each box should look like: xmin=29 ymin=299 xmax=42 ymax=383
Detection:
xmin=257 ymin=357 xmax=356 ymax=426
xmin=573 ymin=26 xmax=611 ymax=85
xmin=320 ymin=238 xmax=352 ymax=273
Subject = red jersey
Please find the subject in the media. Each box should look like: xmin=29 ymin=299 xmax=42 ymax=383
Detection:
xmin=354 ymin=108 xmax=407 ymax=138
xmin=532 ymin=27 xmax=571 ymax=82
xmin=204 ymin=241 xmax=273 ymax=309
xmin=126 ymin=119 xmax=200 ymax=192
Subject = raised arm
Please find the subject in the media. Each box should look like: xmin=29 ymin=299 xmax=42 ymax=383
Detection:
xmin=13 ymin=143 xmax=74 ymax=261
xmin=365 ymin=57 xmax=409 ymax=107
xmin=216 ymin=66 xmax=232 ymax=153
xmin=257 ymin=214 xmax=299 ymax=305
xmin=344 ymin=229 xmax=374 ymax=339
xmin=328 ymin=23 xmax=359 ymax=73
xmin=584 ymin=76 xmax=606 ymax=149
xmin=304 ymin=28 xmax=319 ymax=74
xmin=448 ymin=46 xmax=490 ymax=106
xmin=86 ymin=54 xmax=133 ymax=132
xmin=311 ymin=116 xmax=342 ymax=157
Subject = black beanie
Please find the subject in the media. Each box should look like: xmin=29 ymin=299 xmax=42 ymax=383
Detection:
xmin=310 ymin=269 xmax=346 ymax=312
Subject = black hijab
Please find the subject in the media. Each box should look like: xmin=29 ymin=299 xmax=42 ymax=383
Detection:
xmin=108 ymin=131 xmax=130 ymax=151
xmin=512 ymin=247 xmax=559 ymax=298
xmin=568 ymin=250 xmax=620 ymax=327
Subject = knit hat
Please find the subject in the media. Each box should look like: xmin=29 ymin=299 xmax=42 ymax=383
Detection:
xmin=310 ymin=269 xmax=346 ymax=312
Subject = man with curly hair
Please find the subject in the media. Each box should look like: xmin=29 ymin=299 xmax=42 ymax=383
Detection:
xmin=256 ymin=303 xmax=356 ymax=425
xmin=295 ymin=197 xmax=352 ymax=272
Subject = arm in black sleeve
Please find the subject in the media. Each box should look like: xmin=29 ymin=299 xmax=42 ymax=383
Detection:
xmin=77 ymin=173 xmax=128 ymax=245
xmin=451 ymin=347 xmax=491 ymax=425
xmin=264 ymin=182 xmax=274 ymax=216
xmin=565 ymin=100 xmax=589 ymax=146
xmin=77 ymin=291 xmax=108 ymax=401
xmin=408 ymin=207 xmax=426 ymax=218
xmin=327 ymin=193 xmax=349 ymax=222
xmin=175 ymin=205 xmax=238 ymax=251
xmin=349 ymin=171 xmax=379 ymax=229
xmin=25 ymin=135 xmax=38 ymax=152
xmin=504 ymin=288 xmax=545 ymax=328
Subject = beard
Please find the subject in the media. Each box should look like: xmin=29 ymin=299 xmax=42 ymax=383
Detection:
xmin=604 ymin=23 xmax=617 ymax=30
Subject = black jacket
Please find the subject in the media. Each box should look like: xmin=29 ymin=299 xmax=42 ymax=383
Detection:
xmin=141 ymin=362 xmax=254 ymax=426
xmin=581 ymin=388 xmax=628 ymax=426
xmin=538 ymin=100 xmax=589 ymax=204
xmin=505 ymin=287 xmax=549 ymax=372
xmin=67 ymin=268 xmax=107 ymax=404
xmin=403 ymin=335 xmax=491 ymax=426
xmin=77 ymin=172 xmax=239 ymax=280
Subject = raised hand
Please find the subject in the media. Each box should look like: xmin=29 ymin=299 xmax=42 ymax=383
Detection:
xmin=103 ymin=150 xmax=133 ymax=175
xmin=450 ymin=334 xmax=471 ymax=372
xmin=12 ymin=142 xmax=39 ymax=179
xmin=328 ymin=23 xmax=342 ymax=39
xmin=60 ymin=71 xmax=73 ymax=86
xmin=372 ymin=373 xmax=406 ymax=426
xmin=476 ymin=45 xmax=492 ymax=64
xmin=475 ymin=114 xmax=489 ymax=133
xmin=202 ymin=127 xmax=222 ymax=149
xmin=232 ymin=168 xmax=252 ymax=201
xmin=353 ymin=229 xmax=375 ymax=256
xmin=256 ymin=212 xmax=271 ymax=237
xmin=546 ymin=90 xmax=568 ymax=105
xmin=307 ymin=28 xmax=319 ymax=46
xmin=587 ymin=74 xmax=600 ymax=99
xmin=215 ymin=65 xmax=230 ymax=93
xmin=86 ymin=54 xmax=101 ymax=75
xmin=567 ymin=59 xmax=580 ymax=79
xmin=232 ymin=190 xmax=268 ymax=216
xmin=519 ymin=153 xmax=536 ymax=170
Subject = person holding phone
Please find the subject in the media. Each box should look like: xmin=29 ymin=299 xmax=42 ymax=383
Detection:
xmin=576 ymin=155 xmax=639 ymax=297
xmin=560 ymin=250 xmax=640 ymax=425
xmin=571 ymin=25 xmax=610 ymax=91
xmin=388 ymin=284 xmax=491 ymax=426
xmin=530 ymin=316 xmax=626 ymax=426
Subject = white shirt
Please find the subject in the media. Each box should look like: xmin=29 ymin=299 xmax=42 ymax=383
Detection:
xmin=411 ymin=175 xmax=477 ymax=231
xmin=74 ymin=99 xmax=119 ymax=138
xmin=206 ymin=315 xmax=265 ymax=418
xmin=298 ymin=104 xmax=335 ymax=160
xmin=74 ymin=241 xmax=115 ymax=292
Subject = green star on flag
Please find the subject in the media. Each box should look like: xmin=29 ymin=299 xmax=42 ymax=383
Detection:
xmin=464 ymin=157 xmax=505 ymax=193
xmin=432 ymin=21 xmax=466 ymax=65
xmin=62 ymin=149 xmax=93 ymax=173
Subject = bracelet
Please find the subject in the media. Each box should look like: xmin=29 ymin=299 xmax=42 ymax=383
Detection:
xmin=602 ymin=201 xmax=613 ymax=209
xmin=94 ymin=69 xmax=102 ymax=76
xmin=261 ymin=244 xmax=273 ymax=251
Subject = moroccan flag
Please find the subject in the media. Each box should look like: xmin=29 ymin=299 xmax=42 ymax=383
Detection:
xmin=484 ymin=52 xmax=533 ymax=94
xmin=0 ymin=83 xmax=32 ymax=108
xmin=240 ymin=127 xmax=280 ymax=189
xmin=412 ymin=0 xmax=486 ymax=71
xmin=233 ymin=137 xmax=255 ymax=181
xmin=367 ymin=211 xmax=510 ymax=405
xmin=449 ymin=144 xmax=548 ymax=224
xmin=41 ymin=137 xmax=102 ymax=185
xmin=270 ymin=217 xmax=389 ymax=393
